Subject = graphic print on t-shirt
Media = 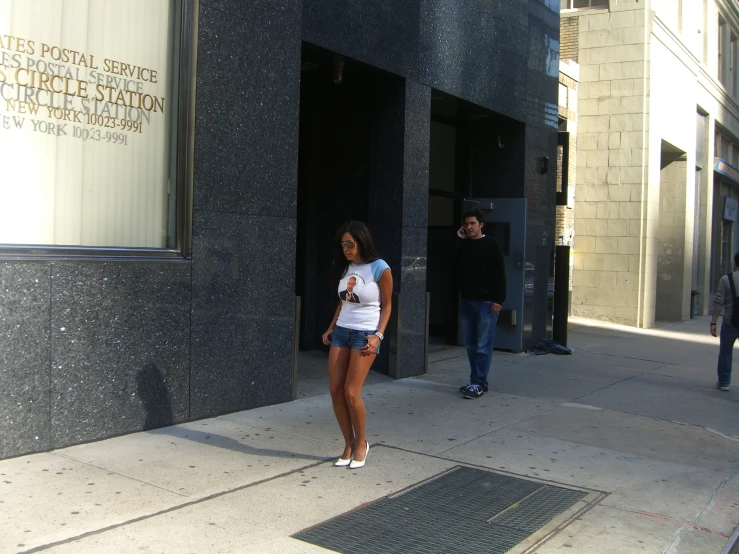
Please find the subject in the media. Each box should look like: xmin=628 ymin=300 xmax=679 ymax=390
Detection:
xmin=339 ymin=273 xmax=364 ymax=303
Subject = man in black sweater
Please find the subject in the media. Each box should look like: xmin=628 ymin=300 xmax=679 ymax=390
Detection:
xmin=455 ymin=209 xmax=506 ymax=399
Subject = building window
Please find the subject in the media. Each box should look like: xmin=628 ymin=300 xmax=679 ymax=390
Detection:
xmin=558 ymin=84 xmax=568 ymax=109
xmin=722 ymin=135 xmax=730 ymax=161
xmin=657 ymin=0 xmax=682 ymax=33
xmin=561 ymin=0 xmax=607 ymax=9
xmin=0 ymin=0 xmax=196 ymax=256
xmin=556 ymin=132 xmax=570 ymax=206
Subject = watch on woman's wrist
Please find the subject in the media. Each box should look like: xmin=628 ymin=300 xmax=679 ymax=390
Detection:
xmin=710 ymin=323 xmax=716 ymax=326
xmin=374 ymin=332 xmax=384 ymax=341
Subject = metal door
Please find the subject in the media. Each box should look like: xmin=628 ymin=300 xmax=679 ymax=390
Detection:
xmin=459 ymin=198 xmax=527 ymax=351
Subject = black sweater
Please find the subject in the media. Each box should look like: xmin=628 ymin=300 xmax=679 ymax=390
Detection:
xmin=454 ymin=236 xmax=507 ymax=304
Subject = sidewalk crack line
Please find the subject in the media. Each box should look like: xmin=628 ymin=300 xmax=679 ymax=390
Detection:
xmin=18 ymin=457 xmax=332 ymax=554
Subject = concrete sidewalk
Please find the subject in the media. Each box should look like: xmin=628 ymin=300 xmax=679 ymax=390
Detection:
xmin=1 ymin=316 xmax=738 ymax=553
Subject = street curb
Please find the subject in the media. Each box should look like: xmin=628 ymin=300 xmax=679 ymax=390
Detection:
xmin=721 ymin=523 xmax=739 ymax=554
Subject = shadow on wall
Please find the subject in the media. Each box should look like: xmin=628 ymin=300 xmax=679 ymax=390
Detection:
xmin=137 ymin=362 xmax=329 ymax=461
xmin=137 ymin=362 xmax=174 ymax=430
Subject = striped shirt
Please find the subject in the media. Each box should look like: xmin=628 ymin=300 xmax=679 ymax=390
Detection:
xmin=712 ymin=271 xmax=739 ymax=321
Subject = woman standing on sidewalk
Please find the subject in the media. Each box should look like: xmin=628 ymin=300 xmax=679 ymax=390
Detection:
xmin=321 ymin=221 xmax=392 ymax=469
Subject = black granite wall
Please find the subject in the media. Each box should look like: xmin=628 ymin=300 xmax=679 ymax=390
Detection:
xmin=190 ymin=0 xmax=303 ymax=419
xmin=0 ymin=264 xmax=50 ymax=458
xmin=0 ymin=261 xmax=191 ymax=459
xmin=0 ymin=0 xmax=558 ymax=459
xmin=51 ymin=263 xmax=192 ymax=445
xmin=365 ymin=76 xmax=431 ymax=377
xmin=396 ymin=82 xmax=432 ymax=377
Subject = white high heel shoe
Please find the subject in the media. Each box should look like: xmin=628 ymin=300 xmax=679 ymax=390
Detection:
xmin=349 ymin=441 xmax=369 ymax=469
xmin=334 ymin=446 xmax=354 ymax=467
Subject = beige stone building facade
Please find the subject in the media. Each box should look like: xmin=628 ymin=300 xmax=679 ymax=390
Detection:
xmin=561 ymin=0 xmax=739 ymax=327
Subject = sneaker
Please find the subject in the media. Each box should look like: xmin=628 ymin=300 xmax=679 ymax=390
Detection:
xmin=716 ymin=382 xmax=730 ymax=391
xmin=462 ymin=385 xmax=484 ymax=399
xmin=459 ymin=383 xmax=489 ymax=393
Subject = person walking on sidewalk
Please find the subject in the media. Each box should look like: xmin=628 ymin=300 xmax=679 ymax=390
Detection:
xmin=455 ymin=209 xmax=506 ymax=399
xmin=322 ymin=221 xmax=393 ymax=468
xmin=710 ymin=252 xmax=739 ymax=391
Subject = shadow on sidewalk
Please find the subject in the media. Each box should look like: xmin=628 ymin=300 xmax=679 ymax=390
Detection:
xmin=146 ymin=427 xmax=330 ymax=462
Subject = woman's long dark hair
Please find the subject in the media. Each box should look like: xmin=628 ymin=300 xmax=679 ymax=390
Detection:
xmin=330 ymin=221 xmax=380 ymax=287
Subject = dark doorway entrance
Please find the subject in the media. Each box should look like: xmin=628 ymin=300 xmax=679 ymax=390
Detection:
xmin=295 ymin=43 xmax=402 ymax=370
xmin=426 ymin=91 xmax=526 ymax=347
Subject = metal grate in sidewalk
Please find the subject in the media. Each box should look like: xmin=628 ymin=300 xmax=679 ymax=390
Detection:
xmin=293 ymin=466 xmax=587 ymax=554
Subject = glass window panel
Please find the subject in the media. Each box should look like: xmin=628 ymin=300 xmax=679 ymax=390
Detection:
xmin=558 ymin=84 xmax=568 ymax=108
xmin=0 ymin=0 xmax=181 ymax=249
xmin=556 ymin=144 xmax=564 ymax=193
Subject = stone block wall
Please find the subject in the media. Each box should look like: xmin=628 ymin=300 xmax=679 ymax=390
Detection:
xmin=565 ymin=3 xmax=650 ymax=325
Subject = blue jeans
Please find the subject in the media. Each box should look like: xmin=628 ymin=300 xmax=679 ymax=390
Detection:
xmin=459 ymin=299 xmax=499 ymax=388
xmin=717 ymin=323 xmax=738 ymax=386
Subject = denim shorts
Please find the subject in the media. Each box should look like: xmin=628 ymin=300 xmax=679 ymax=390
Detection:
xmin=330 ymin=325 xmax=381 ymax=354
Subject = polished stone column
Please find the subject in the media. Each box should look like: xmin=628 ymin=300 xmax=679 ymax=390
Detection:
xmin=368 ymin=79 xmax=431 ymax=378
xmin=190 ymin=0 xmax=302 ymax=418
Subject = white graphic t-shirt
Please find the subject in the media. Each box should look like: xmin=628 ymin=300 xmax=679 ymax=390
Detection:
xmin=336 ymin=259 xmax=390 ymax=331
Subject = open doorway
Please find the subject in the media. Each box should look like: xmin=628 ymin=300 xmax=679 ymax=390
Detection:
xmin=426 ymin=91 xmax=526 ymax=349
xmin=294 ymin=43 xmax=402 ymax=393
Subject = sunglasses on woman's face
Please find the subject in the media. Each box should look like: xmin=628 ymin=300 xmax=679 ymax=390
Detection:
xmin=340 ymin=241 xmax=356 ymax=250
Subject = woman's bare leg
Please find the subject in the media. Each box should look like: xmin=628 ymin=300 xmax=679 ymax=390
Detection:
xmin=328 ymin=346 xmax=354 ymax=458
xmin=344 ymin=350 xmax=376 ymax=462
